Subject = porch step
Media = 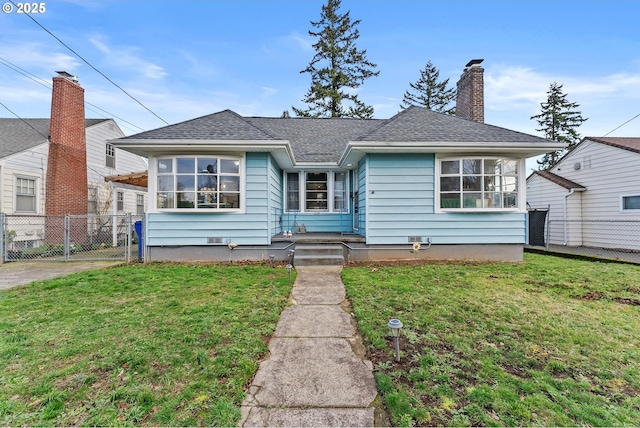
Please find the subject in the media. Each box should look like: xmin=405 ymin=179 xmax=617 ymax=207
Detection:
xmin=294 ymin=244 xmax=344 ymax=266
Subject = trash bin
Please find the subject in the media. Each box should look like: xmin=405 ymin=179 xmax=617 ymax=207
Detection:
xmin=134 ymin=221 xmax=144 ymax=260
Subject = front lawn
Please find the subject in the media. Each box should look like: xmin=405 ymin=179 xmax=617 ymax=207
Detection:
xmin=0 ymin=263 xmax=293 ymax=426
xmin=343 ymin=253 xmax=640 ymax=427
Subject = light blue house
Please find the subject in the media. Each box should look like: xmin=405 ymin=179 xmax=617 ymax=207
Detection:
xmin=112 ymin=61 xmax=563 ymax=263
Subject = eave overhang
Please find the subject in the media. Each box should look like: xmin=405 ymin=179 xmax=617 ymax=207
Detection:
xmin=110 ymin=138 xmax=296 ymax=169
xmin=338 ymin=140 xmax=567 ymax=167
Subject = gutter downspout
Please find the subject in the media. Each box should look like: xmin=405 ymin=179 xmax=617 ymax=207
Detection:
xmin=563 ymin=189 xmax=575 ymax=246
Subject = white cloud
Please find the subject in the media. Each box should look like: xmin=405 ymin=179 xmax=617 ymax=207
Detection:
xmin=0 ymin=42 xmax=79 ymax=72
xmin=89 ymin=36 xmax=168 ymax=81
xmin=261 ymin=86 xmax=279 ymax=97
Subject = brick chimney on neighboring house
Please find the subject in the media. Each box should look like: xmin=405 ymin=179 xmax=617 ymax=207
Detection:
xmin=45 ymin=71 xmax=88 ymax=244
xmin=456 ymin=59 xmax=484 ymax=123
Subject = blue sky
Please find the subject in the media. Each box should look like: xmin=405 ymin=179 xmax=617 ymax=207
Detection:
xmin=1 ymin=0 xmax=639 ymax=170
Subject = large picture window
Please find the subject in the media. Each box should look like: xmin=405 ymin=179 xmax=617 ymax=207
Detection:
xmin=439 ymin=158 xmax=519 ymax=210
xmin=156 ymin=156 xmax=242 ymax=210
xmin=285 ymin=170 xmax=348 ymax=213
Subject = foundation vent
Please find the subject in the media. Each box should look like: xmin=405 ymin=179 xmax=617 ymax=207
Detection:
xmin=408 ymin=236 xmax=423 ymax=243
xmin=207 ymin=237 xmax=223 ymax=244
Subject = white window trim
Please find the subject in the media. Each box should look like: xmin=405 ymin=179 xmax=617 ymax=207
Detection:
xmin=284 ymin=170 xmax=350 ymax=214
xmin=620 ymin=194 xmax=640 ymax=212
xmin=14 ymin=175 xmax=38 ymax=214
xmin=150 ymin=154 xmax=246 ymax=213
xmin=106 ymin=143 xmax=116 ymax=169
xmin=435 ymin=156 xmax=525 ymax=213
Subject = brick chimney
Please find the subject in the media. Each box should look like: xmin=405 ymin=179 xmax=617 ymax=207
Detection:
xmin=456 ymin=59 xmax=484 ymax=123
xmin=46 ymin=71 xmax=88 ymax=243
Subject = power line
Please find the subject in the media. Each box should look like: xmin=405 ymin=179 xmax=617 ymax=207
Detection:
xmin=602 ymin=113 xmax=640 ymax=137
xmin=10 ymin=0 xmax=170 ymax=126
xmin=0 ymin=56 xmax=146 ymax=133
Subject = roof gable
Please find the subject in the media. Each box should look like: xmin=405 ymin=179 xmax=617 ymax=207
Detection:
xmin=0 ymin=118 xmax=108 ymax=158
xmin=121 ymin=110 xmax=276 ymax=141
xmin=116 ymin=107 xmax=562 ymax=164
xmin=358 ymin=106 xmax=548 ymax=143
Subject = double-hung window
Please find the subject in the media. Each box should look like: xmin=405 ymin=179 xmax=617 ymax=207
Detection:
xmin=117 ymin=191 xmax=124 ymax=212
xmin=439 ymin=158 xmax=519 ymax=210
xmin=156 ymin=156 xmax=242 ymax=210
xmin=105 ymin=143 xmax=116 ymax=168
xmin=15 ymin=177 xmax=36 ymax=213
xmin=285 ymin=171 xmax=348 ymax=213
xmin=136 ymin=194 xmax=145 ymax=215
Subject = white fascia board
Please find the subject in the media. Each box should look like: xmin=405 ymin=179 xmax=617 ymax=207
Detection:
xmin=339 ymin=140 xmax=567 ymax=165
xmin=110 ymin=139 xmax=296 ymax=169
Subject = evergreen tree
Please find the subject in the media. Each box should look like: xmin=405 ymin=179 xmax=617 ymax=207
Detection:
xmin=531 ymin=82 xmax=587 ymax=170
xmin=292 ymin=0 xmax=379 ymax=118
xmin=400 ymin=60 xmax=456 ymax=114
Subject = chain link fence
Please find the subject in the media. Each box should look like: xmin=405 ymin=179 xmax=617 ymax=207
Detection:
xmin=1 ymin=213 xmax=143 ymax=263
xmin=530 ymin=219 xmax=640 ymax=263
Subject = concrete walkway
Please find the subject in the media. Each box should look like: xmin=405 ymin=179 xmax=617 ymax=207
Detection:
xmin=0 ymin=261 xmax=124 ymax=290
xmin=240 ymin=266 xmax=379 ymax=427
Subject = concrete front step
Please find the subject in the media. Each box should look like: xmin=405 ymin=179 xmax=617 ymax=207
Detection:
xmin=295 ymin=244 xmax=344 ymax=266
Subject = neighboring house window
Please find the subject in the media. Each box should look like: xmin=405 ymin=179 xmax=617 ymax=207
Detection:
xmin=285 ymin=170 xmax=349 ymax=213
xmin=136 ymin=194 xmax=145 ymax=215
xmin=438 ymin=158 xmax=519 ymax=210
xmin=106 ymin=143 xmax=116 ymax=168
xmin=117 ymin=191 xmax=124 ymax=212
xmin=15 ymin=177 xmax=36 ymax=213
xmin=622 ymin=195 xmax=640 ymax=211
xmin=156 ymin=156 xmax=242 ymax=210
xmin=88 ymin=186 xmax=98 ymax=214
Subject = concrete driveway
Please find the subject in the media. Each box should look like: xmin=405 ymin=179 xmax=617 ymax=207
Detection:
xmin=0 ymin=261 xmax=124 ymax=290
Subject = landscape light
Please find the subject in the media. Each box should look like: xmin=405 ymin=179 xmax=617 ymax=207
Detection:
xmin=387 ymin=318 xmax=403 ymax=362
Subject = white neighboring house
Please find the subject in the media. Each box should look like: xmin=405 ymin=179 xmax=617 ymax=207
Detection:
xmin=0 ymin=118 xmax=148 ymax=249
xmin=526 ymin=137 xmax=640 ymax=250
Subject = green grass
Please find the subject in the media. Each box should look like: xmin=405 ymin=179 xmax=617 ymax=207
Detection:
xmin=0 ymin=262 xmax=294 ymax=426
xmin=342 ymin=253 xmax=640 ymax=427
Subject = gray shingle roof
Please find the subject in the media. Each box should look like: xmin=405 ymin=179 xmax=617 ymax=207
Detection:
xmin=245 ymin=117 xmax=382 ymax=162
xmin=121 ymin=110 xmax=275 ymax=141
xmin=0 ymin=118 xmax=108 ymax=158
xmin=358 ymin=107 xmax=548 ymax=143
xmin=119 ymin=106 xmax=551 ymax=163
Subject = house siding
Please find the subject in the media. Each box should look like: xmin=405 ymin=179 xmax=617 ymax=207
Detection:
xmin=268 ymin=154 xmax=282 ymax=239
xmin=146 ymin=152 xmax=271 ymax=246
xmin=0 ymin=144 xmax=48 ymax=214
xmin=527 ymin=140 xmax=640 ymax=250
xmin=552 ymin=141 xmax=640 ymax=220
xmin=526 ymin=173 xmax=583 ymax=246
xmin=365 ymin=153 xmax=526 ymax=245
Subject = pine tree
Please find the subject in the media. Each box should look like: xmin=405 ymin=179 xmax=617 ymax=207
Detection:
xmin=531 ymin=82 xmax=587 ymax=170
xmin=400 ymin=61 xmax=456 ymax=114
xmin=292 ymin=0 xmax=379 ymax=118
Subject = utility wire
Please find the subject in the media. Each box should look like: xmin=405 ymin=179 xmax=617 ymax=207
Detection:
xmin=0 ymin=56 xmax=146 ymax=133
xmin=602 ymin=113 xmax=640 ymax=137
xmin=10 ymin=0 xmax=170 ymax=126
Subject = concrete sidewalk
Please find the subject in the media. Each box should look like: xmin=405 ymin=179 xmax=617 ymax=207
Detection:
xmin=240 ymin=266 xmax=379 ymax=427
